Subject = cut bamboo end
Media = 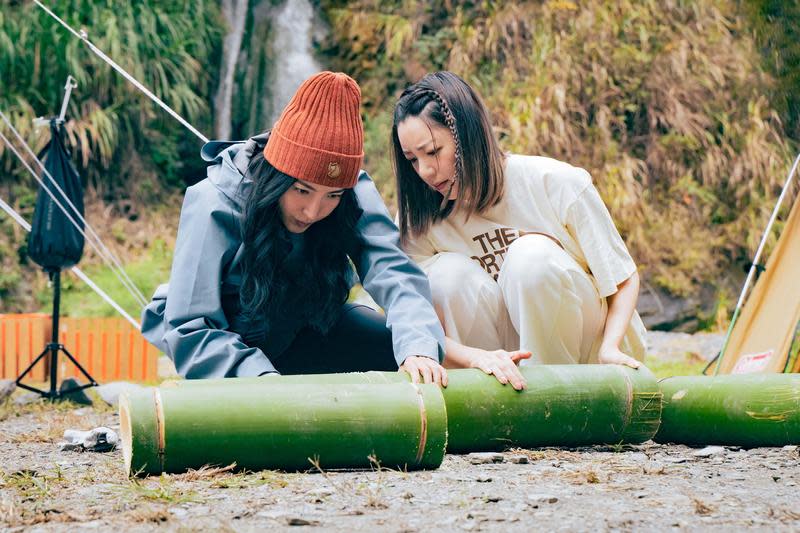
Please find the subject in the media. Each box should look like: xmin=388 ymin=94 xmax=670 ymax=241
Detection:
xmin=618 ymin=366 xmax=663 ymax=443
xmin=119 ymin=392 xmax=133 ymax=475
xmin=414 ymin=383 xmax=448 ymax=469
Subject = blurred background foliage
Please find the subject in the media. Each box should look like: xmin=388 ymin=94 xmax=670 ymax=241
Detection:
xmin=0 ymin=0 xmax=221 ymax=309
xmin=322 ymin=0 xmax=797 ymax=300
xmin=0 ymin=0 xmax=798 ymax=326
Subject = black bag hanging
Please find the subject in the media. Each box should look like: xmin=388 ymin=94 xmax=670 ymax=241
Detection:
xmin=27 ymin=119 xmax=85 ymax=271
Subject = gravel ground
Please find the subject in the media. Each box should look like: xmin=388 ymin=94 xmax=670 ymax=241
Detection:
xmin=2 ymin=332 xmax=798 ymax=532
xmin=2 ymin=397 xmax=799 ymax=531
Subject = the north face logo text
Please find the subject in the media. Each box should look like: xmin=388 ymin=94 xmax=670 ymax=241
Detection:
xmin=471 ymin=228 xmax=540 ymax=279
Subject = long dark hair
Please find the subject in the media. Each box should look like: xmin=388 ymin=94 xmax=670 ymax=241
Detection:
xmin=392 ymin=71 xmax=505 ymax=242
xmin=239 ymin=149 xmax=363 ymax=333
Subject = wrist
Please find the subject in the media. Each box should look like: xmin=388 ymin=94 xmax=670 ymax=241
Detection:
xmin=599 ymin=337 xmax=622 ymax=352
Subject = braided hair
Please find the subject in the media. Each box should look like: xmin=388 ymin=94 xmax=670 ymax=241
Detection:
xmin=392 ymin=71 xmax=505 ymax=241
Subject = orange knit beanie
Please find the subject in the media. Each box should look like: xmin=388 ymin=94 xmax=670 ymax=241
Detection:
xmin=264 ymin=71 xmax=364 ymax=189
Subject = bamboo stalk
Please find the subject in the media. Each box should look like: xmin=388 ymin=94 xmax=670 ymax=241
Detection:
xmin=442 ymin=366 xmax=661 ymax=453
xmin=655 ymin=374 xmax=800 ymax=446
xmin=160 ymin=370 xmax=407 ymax=388
xmin=155 ymin=365 xmax=661 ymax=454
xmin=120 ymin=382 xmax=447 ymax=476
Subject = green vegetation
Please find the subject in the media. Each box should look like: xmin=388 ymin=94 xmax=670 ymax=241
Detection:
xmin=744 ymin=0 xmax=800 ymax=141
xmin=322 ymin=0 xmax=796 ymax=298
xmin=55 ymin=238 xmax=172 ymax=318
xmin=645 ymin=353 xmax=708 ymax=379
xmin=0 ymin=0 xmax=797 ymax=324
xmin=0 ymin=0 xmax=221 ymax=311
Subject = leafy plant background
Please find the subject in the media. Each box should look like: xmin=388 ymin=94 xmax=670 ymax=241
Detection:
xmin=0 ymin=0 xmax=797 ymax=328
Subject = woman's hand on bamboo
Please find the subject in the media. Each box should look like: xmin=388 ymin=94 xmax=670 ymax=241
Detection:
xmin=597 ymin=344 xmax=641 ymax=369
xmin=470 ymin=349 xmax=531 ymax=390
xmin=400 ymin=355 xmax=448 ymax=387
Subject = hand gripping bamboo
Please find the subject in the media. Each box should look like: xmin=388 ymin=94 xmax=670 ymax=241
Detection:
xmin=120 ymin=382 xmax=447 ymax=475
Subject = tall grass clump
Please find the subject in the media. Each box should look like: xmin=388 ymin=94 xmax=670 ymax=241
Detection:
xmin=0 ymin=0 xmax=222 ymax=198
xmin=323 ymin=0 xmax=795 ymax=298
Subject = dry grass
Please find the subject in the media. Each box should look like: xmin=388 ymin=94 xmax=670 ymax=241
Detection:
xmin=326 ymin=0 xmax=795 ymax=298
xmin=692 ymin=497 xmax=715 ymax=515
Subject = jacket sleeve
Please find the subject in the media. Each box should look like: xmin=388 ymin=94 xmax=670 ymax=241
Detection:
xmin=352 ymin=172 xmax=446 ymax=365
xmin=161 ymin=182 xmax=277 ymax=379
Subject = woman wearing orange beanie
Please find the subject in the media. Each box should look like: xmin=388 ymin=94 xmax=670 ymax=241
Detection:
xmin=142 ymin=72 xmax=447 ymax=385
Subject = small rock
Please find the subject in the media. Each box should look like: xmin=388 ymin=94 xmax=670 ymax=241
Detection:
xmin=782 ymin=445 xmax=798 ymax=453
xmin=626 ymin=452 xmax=649 ymax=464
xmin=287 ymin=517 xmax=319 ymax=526
xmin=14 ymin=392 xmax=42 ymax=406
xmin=169 ymin=508 xmax=189 ymax=519
xmin=691 ymin=446 xmax=725 ymax=458
xmin=485 ymin=495 xmax=502 ymax=503
xmin=661 ymin=456 xmax=688 ymax=464
xmin=475 ymin=476 xmax=493 ymax=483
xmin=307 ymin=487 xmax=333 ymax=503
xmin=96 ymin=381 xmax=146 ymax=407
xmin=0 ymin=379 xmax=16 ymax=402
xmin=508 ymin=454 xmax=529 ymax=464
xmin=528 ymin=494 xmax=558 ymax=504
xmin=58 ymin=378 xmax=93 ymax=406
xmin=467 ymin=452 xmax=504 ymax=465
xmin=634 ymin=491 xmax=648 ymax=499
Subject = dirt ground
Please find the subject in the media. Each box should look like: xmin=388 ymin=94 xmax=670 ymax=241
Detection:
xmin=2 ymin=395 xmax=800 ymax=532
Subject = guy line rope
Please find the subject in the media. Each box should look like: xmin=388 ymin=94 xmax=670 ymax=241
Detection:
xmin=0 ymin=1 xmax=212 ymax=327
xmin=0 ymin=110 xmax=149 ymax=310
xmin=0 ymin=124 xmax=141 ymax=328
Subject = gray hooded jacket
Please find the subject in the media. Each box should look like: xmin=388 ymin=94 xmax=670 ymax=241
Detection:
xmin=141 ymin=137 xmax=445 ymax=379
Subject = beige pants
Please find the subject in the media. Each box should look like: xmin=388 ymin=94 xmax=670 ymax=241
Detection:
xmin=425 ymin=234 xmax=608 ymax=365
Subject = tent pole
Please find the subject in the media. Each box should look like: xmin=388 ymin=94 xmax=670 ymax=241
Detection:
xmin=56 ymin=76 xmax=77 ymax=123
xmin=714 ymin=152 xmax=800 ymax=375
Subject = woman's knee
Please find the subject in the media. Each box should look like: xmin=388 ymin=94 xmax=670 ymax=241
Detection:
xmin=425 ymin=252 xmax=498 ymax=306
xmin=500 ymin=234 xmax=570 ymax=289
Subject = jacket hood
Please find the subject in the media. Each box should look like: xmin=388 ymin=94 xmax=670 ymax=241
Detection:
xmin=200 ymin=132 xmax=269 ymax=206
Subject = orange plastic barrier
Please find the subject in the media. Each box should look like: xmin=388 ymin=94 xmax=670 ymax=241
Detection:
xmin=0 ymin=315 xmax=159 ymax=383
xmin=0 ymin=314 xmax=50 ymax=381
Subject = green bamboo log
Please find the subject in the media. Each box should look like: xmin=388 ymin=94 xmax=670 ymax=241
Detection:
xmin=120 ymin=382 xmax=447 ymax=476
xmin=156 ymin=366 xmax=662 ymax=453
xmin=655 ymin=374 xmax=800 ymax=446
xmin=160 ymin=370 xmax=407 ymax=388
xmin=442 ymin=366 xmax=661 ymax=452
